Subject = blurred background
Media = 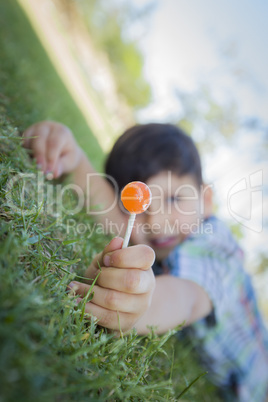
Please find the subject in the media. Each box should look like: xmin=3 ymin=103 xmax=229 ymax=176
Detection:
xmin=2 ymin=0 xmax=267 ymax=320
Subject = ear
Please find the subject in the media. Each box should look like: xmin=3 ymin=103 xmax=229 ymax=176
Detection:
xmin=202 ymin=183 xmax=214 ymax=219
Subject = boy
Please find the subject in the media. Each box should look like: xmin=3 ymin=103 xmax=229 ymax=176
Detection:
xmin=23 ymin=121 xmax=268 ymax=401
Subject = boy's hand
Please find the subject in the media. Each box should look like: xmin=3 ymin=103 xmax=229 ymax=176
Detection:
xmin=68 ymin=237 xmax=156 ymax=333
xmin=23 ymin=121 xmax=83 ymax=179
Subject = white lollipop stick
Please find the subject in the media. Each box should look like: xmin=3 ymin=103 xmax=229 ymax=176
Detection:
xmin=122 ymin=213 xmax=136 ymax=248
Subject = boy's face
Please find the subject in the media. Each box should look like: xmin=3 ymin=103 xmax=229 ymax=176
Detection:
xmin=131 ymin=171 xmax=212 ymax=261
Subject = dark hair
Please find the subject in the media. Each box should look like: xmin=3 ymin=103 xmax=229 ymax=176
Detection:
xmin=105 ymin=123 xmax=203 ymax=192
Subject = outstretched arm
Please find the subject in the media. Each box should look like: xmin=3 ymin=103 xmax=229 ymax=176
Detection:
xmin=23 ymin=121 xmax=126 ymax=228
xmin=69 ymin=238 xmax=212 ymax=334
xmin=70 ymin=150 xmax=126 ymax=227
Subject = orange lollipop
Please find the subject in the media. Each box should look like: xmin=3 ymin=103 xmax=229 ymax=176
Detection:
xmin=121 ymin=181 xmax=152 ymax=248
xmin=121 ymin=181 xmax=151 ymax=214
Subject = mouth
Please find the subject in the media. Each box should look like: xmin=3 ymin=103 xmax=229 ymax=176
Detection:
xmin=150 ymin=236 xmax=178 ymax=249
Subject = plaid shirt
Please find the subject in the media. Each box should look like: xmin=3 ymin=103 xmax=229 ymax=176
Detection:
xmin=164 ymin=216 xmax=268 ymax=402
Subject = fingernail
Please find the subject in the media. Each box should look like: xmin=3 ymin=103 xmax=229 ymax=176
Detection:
xmin=67 ymin=281 xmax=79 ymax=292
xmin=37 ymin=163 xmax=42 ymax=170
xmin=103 ymin=255 xmax=111 ymax=267
xmin=45 ymin=171 xmax=54 ymax=180
xmin=75 ymin=297 xmax=82 ymax=304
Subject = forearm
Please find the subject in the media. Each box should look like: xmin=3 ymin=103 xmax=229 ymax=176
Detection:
xmin=71 ymin=150 xmax=95 ymax=192
xmin=135 ymin=275 xmax=212 ymax=335
xmin=23 ymin=120 xmax=125 ymax=230
xmin=71 ymin=151 xmax=126 ymax=228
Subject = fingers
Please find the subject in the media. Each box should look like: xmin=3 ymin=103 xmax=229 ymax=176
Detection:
xmin=70 ymin=282 xmax=149 ymax=313
xmin=22 ymin=121 xmax=76 ymax=178
xmin=103 ymin=244 xmax=155 ymax=270
xmin=102 ymin=237 xmax=124 ymax=258
xmin=70 ymin=238 xmax=156 ymax=332
xmin=45 ymin=124 xmax=69 ymax=176
xmin=84 ymin=238 xmax=155 ymax=283
xmin=23 ymin=123 xmax=50 ymax=171
xmin=84 ymin=238 xmax=155 ymax=282
xmin=23 ymin=123 xmax=47 ymax=149
xmin=98 ymin=267 xmax=154 ymax=294
xmin=73 ymin=265 xmax=154 ymax=295
xmin=69 ymin=281 xmax=152 ymax=332
xmin=79 ymin=302 xmax=138 ymax=332
xmin=84 ymin=237 xmax=124 ymax=280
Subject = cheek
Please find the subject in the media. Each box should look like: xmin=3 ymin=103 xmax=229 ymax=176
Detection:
xmin=169 ymin=202 xmax=201 ymax=235
xmin=175 ymin=199 xmax=201 ymax=218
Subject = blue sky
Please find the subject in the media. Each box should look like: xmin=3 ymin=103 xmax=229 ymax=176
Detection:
xmin=134 ymin=0 xmax=268 ymax=122
xmin=124 ymin=0 xmax=268 ymax=264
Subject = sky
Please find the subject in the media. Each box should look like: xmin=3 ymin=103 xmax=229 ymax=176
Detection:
xmin=125 ymin=0 xmax=268 ymax=267
xmin=135 ymin=0 xmax=268 ymax=121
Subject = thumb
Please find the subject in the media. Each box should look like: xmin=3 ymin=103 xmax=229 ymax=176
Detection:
xmin=101 ymin=237 xmax=124 ymax=266
xmin=103 ymin=237 xmax=124 ymax=256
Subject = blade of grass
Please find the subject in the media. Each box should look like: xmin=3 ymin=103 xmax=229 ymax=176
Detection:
xmin=177 ymin=371 xmax=208 ymax=399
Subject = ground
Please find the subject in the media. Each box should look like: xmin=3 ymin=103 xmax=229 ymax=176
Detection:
xmin=0 ymin=2 xmax=220 ymax=401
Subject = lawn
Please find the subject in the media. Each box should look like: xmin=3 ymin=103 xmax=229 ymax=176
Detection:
xmin=0 ymin=2 xmax=220 ymax=401
xmin=0 ymin=1 xmax=104 ymax=171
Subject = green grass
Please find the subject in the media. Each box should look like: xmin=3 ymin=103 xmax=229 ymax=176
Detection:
xmin=0 ymin=111 xmax=220 ymax=401
xmin=0 ymin=1 xmax=104 ymax=171
xmin=0 ymin=2 xmax=221 ymax=400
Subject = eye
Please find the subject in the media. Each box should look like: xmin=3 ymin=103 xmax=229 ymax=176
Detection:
xmin=166 ymin=195 xmax=180 ymax=204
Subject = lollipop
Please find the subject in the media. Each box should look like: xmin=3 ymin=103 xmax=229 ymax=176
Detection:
xmin=121 ymin=181 xmax=152 ymax=248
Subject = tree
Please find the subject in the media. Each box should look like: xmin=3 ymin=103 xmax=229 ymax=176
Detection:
xmin=55 ymin=0 xmax=152 ymax=109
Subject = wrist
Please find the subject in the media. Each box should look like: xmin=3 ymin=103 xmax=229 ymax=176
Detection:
xmin=69 ymin=149 xmax=94 ymax=192
xmin=76 ymin=148 xmax=95 ymax=174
